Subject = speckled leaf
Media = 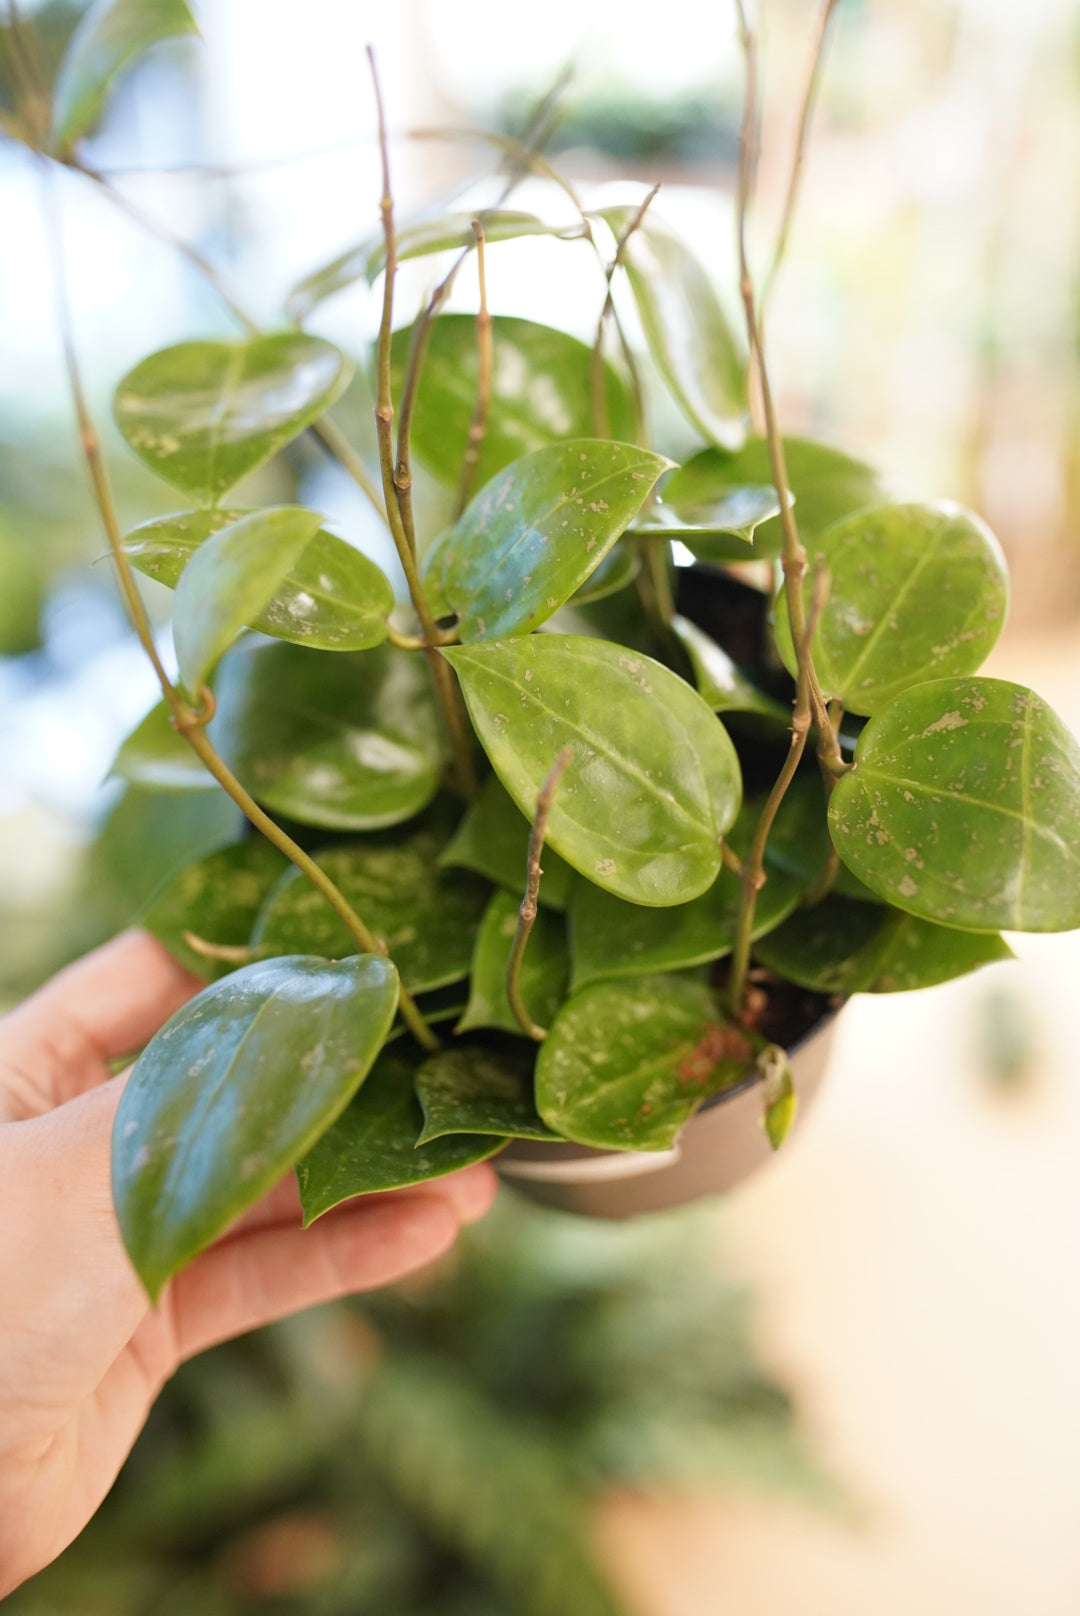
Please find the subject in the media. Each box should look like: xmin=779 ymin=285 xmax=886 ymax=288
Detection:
xmin=113 ymin=954 xmax=400 ymax=1300
xmin=536 ymin=974 xmax=759 ymax=1151
xmin=253 ymin=817 xmax=489 ymax=994
xmin=113 ymin=335 xmax=351 ymax=503
xmin=569 ymin=798 xmax=803 ymax=989
xmin=752 ymin=893 xmax=1012 ymax=994
xmin=665 ymin=437 xmax=883 ymax=560
xmin=51 ymin=0 xmax=197 ymax=152
xmin=438 ymin=774 xmax=575 ymax=910
xmin=569 ymin=542 xmax=640 ymax=605
xmin=287 ymin=213 xmax=583 ymax=321
xmin=415 ymin=1045 xmax=555 ymax=1143
xmin=143 ymin=836 xmax=289 ymax=980
xmin=124 ymin=508 xmax=394 ymax=652
xmin=110 ymin=699 xmax=213 ymax=791
xmin=637 ymin=486 xmax=781 ymax=562
xmin=775 ymin=503 xmax=1009 ymax=715
xmin=394 ymin=315 xmax=635 ymax=490
xmin=430 ymin=440 xmax=669 ymax=642
xmin=598 ymin=207 xmax=746 ymax=450
xmin=296 ymin=1050 xmax=504 ymax=1223
xmin=457 ymin=889 xmax=570 ymax=1034
xmin=828 ymin=677 xmax=1080 ymax=931
xmin=173 ymin=506 xmax=324 ymax=694
xmin=672 ymin=615 xmax=789 ymax=721
xmin=443 ymin=634 xmax=742 ymax=905
xmin=209 ymin=638 xmax=444 ymax=830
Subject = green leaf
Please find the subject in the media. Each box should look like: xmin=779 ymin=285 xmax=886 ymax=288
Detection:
xmin=753 ymin=893 xmax=1013 ymax=994
xmin=665 ymin=437 xmax=882 ymax=559
xmin=287 ymin=212 xmax=585 ymax=322
xmin=296 ymin=1050 xmax=504 ymax=1223
xmin=568 ymin=541 xmax=640 ymax=605
xmin=51 ymin=0 xmax=197 ymax=152
xmin=762 ymin=1054 xmax=797 ymax=1151
xmin=173 ymin=506 xmax=324 ymax=694
xmin=763 ymin=771 xmax=880 ymax=904
xmin=775 ymin=503 xmax=1009 ymax=715
xmin=457 ymin=889 xmax=570 ymax=1034
xmin=828 ymin=676 xmax=1080 ymax=931
xmin=597 ymin=207 xmax=747 ymax=450
xmin=124 ymin=507 xmax=395 ymax=652
xmin=94 ymin=784 xmax=243 ymax=915
xmin=113 ymin=335 xmax=351 ymax=503
xmin=438 ymin=774 xmax=575 ymax=910
xmin=568 ymin=798 xmax=803 ymax=989
xmin=536 ymin=974 xmax=759 ymax=1151
xmin=672 ymin=614 xmax=790 ymax=721
xmin=443 ymin=634 xmax=742 ymax=905
xmin=430 ymin=440 xmax=670 ymax=641
xmin=112 ymin=953 xmax=400 ymax=1300
xmin=391 ymin=315 xmax=636 ymax=490
xmin=210 ymin=638 xmax=444 ymax=830
xmin=110 ymin=699 xmax=214 ymax=790
xmin=142 ymin=836 xmax=289 ymax=980
xmin=637 ymin=486 xmax=781 ymax=562
xmin=415 ymin=1045 xmax=556 ymax=1143
xmin=253 ymin=813 xmax=489 ymax=994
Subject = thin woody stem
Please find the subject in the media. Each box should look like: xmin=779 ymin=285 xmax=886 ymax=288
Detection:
xmin=590 ymin=182 xmax=661 ymax=438
xmin=39 ymin=158 xmax=438 ymax=1053
xmin=506 ymin=748 xmax=573 ymax=1041
xmin=454 ymin=220 xmax=493 ymax=517
xmin=727 ymin=569 xmax=829 ymax=1015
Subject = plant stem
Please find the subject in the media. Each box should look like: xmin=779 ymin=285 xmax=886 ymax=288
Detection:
xmin=506 ymin=748 xmax=573 ymax=1042
xmin=38 ymin=158 xmax=438 ymax=1054
xmin=590 ymin=183 xmax=660 ymax=439
xmin=454 ymin=221 xmax=493 ymax=517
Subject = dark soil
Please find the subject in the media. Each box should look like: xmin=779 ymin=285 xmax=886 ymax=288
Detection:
xmin=710 ymin=957 xmax=838 ymax=1054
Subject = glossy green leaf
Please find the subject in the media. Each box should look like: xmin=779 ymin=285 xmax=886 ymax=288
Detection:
xmin=775 ymin=503 xmax=1009 ymax=715
xmin=536 ymin=974 xmax=759 ymax=1151
xmin=828 ymin=677 xmax=1080 ymax=931
xmin=415 ymin=1045 xmax=556 ymax=1143
xmin=672 ymin=615 xmax=790 ymax=722
xmin=569 ymin=541 xmax=640 ymax=605
xmin=287 ymin=213 xmax=584 ymax=321
xmin=173 ymin=506 xmax=323 ymax=694
xmin=113 ymin=335 xmax=351 ymax=503
xmin=762 ymin=1053 xmax=797 ymax=1151
xmin=96 ymin=783 xmax=243 ymax=914
xmin=637 ymin=486 xmax=781 ymax=562
xmin=253 ymin=815 xmax=489 ymax=994
xmin=753 ymin=893 xmax=1012 ymax=994
xmin=431 ymin=440 xmax=669 ymax=642
xmin=110 ymin=699 xmax=213 ymax=791
xmin=210 ymin=638 xmax=444 ymax=830
xmin=51 ymin=0 xmax=197 ymax=152
xmin=297 ymin=1050 xmax=504 ymax=1224
xmin=143 ymin=836 xmax=289 ymax=980
xmin=113 ymin=953 xmax=400 ymax=1300
xmin=665 ymin=437 xmax=882 ymax=559
xmin=391 ymin=315 xmax=635 ymax=489
xmin=457 ymin=889 xmax=570 ymax=1034
xmin=438 ymin=774 xmax=575 ymax=910
xmin=443 ymin=634 xmax=742 ymax=905
xmin=598 ymin=207 xmax=746 ymax=450
xmin=569 ymin=798 xmax=803 ymax=989
xmin=124 ymin=507 xmax=394 ymax=651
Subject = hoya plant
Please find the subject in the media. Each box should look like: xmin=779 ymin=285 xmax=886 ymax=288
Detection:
xmin=8 ymin=0 xmax=1080 ymax=1297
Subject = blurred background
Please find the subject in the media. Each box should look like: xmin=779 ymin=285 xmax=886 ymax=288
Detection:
xmin=5 ymin=0 xmax=1080 ymax=1610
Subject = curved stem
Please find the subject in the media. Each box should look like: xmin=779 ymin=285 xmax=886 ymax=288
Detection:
xmin=454 ymin=220 xmax=493 ymax=516
xmin=590 ymin=183 xmax=661 ymax=438
xmin=506 ymin=748 xmax=573 ymax=1041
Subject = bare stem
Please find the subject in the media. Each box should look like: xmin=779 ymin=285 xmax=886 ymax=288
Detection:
xmin=506 ymin=748 xmax=573 ymax=1041
xmin=454 ymin=220 xmax=493 ymax=516
xmin=39 ymin=159 xmax=438 ymax=1053
xmin=590 ymin=182 xmax=661 ymax=438
xmin=727 ymin=569 xmax=829 ymax=1015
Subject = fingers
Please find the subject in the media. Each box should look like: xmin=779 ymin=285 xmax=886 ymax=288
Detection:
xmin=161 ymin=1172 xmax=497 ymax=1365
xmin=0 ymin=930 xmax=202 ymax=1118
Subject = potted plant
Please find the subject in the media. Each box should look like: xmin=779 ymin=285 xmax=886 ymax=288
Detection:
xmin=10 ymin=0 xmax=1080 ymax=1290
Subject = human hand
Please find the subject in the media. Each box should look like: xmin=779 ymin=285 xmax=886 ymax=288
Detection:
xmin=0 ymin=930 xmax=497 ymax=1595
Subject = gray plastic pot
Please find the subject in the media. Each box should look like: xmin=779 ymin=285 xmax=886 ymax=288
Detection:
xmin=497 ymin=1011 xmax=838 ymax=1218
